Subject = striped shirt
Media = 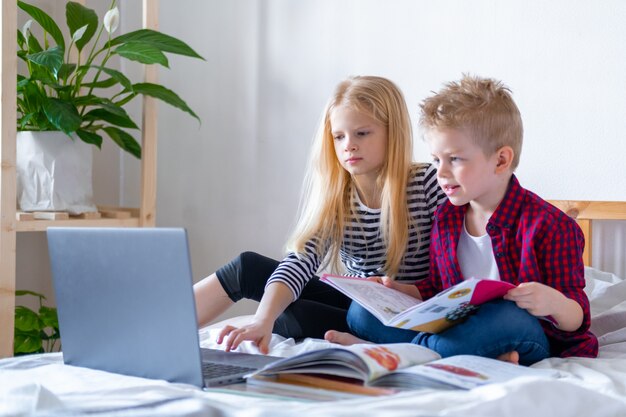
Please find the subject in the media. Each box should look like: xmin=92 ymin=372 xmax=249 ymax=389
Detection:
xmin=267 ymin=163 xmax=446 ymax=300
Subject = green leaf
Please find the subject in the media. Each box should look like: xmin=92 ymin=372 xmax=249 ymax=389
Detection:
xmin=18 ymin=113 xmax=37 ymax=130
xmin=25 ymin=65 xmax=56 ymax=86
xmin=94 ymin=67 xmax=133 ymax=91
xmin=82 ymin=77 xmax=118 ymax=89
xmin=94 ymin=99 xmax=129 ymax=117
xmin=73 ymin=96 xmax=128 ymax=117
xmin=17 ymin=50 xmax=28 ymax=62
xmin=16 ymin=289 xmax=46 ymax=298
xmin=84 ymin=108 xmax=139 ymax=129
xmin=132 ymin=82 xmax=199 ymax=122
xmin=73 ymin=94 xmax=101 ymax=107
xmin=19 ymin=80 xmax=47 ymax=110
xmin=39 ymin=306 xmax=59 ymax=330
xmin=58 ymin=63 xmax=77 ymax=80
xmin=113 ymin=92 xmax=137 ymax=107
xmin=43 ymin=98 xmax=82 ymax=133
xmin=76 ymin=129 xmax=102 ymax=148
xmin=48 ymin=84 xmax=74 ymax=98
xmin=114 ymin=42 xmax=169 ymax=67
xmin=27 ymin=31 xmax=43 ymax=53
xmin=103 ymin=127 xmax=141 ymax=159
xmin=14 ymin=306 xmax=41 ymax=332
xmin=14 ymin=331 xmax=43 ymax=354
xmin=17 ymin=29 xmax=26 ymax=49
xmin=26 ymin=46 xmax=63 ymax=78
xmin=108 ymin=29 xmax=204 ymax=60
xmin=18 ymin=1 xmax=66 ymax=51
xmin=17 ymin=75 xmax=28 ymax=88
xmin=66 ymin=2 xmax=98 ymax=51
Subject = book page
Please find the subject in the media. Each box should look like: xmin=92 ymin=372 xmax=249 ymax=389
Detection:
xmin=320 ymin=275 xmax=421 ymax=324
xmin=252 ymin=343 xmax=441 ymax=383
xmin=344 ymin=343 xmax=441 ymax=380
xmin=390 ymin=278 xmax=515 ymax=332
xmin=385 ymin=355 xmax=560 ymax=390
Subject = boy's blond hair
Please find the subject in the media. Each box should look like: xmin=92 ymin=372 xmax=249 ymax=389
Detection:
xmin=287 ymin=76 xmax=413 ymax=278
xmin=419 ymin=75 xmax=523 ymax=170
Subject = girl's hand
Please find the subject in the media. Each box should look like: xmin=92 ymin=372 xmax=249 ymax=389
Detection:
xmin=217 ymin=318 xmax=274 ymax=354
xmin=218 ymin=281 xmax=292 ymax=354
xmin=367 ymin=276 xmax=421 ymax=299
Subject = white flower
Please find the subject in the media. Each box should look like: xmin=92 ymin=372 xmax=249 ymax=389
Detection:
xmin=103 ymin=7 xmax=120 ymax=34
xmin=72 ymin=24 xmax=88 ymax=43
xmin=22 ymin=19 xmax=33 ymax=39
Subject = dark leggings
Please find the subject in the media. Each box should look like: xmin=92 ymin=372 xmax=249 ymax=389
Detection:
xmin=215 ymin=251 xmax=351 ymax=340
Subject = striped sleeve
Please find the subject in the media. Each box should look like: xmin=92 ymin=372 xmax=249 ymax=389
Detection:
xmin=265 ymin=239 xmax=325 ymax=300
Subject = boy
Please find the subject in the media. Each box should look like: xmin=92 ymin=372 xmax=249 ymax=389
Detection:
xmin=326 ymin=75 xmax=597 ymax=365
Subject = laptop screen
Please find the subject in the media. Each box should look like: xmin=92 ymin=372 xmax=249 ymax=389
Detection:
xmin=48 ymin=227 xmax=205 ymax=387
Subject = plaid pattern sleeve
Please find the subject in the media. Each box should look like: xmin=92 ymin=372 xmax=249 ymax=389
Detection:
xmin=519 ymin=188 xmax=597 ymax=358
xmin=422 ymin=175 xmax=598 ymax=358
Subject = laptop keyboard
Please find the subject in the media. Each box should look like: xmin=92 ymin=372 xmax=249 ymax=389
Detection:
xmin=201 ymin=361 xmax=256 ymax=379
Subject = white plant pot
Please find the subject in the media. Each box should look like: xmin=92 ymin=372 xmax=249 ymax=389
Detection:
xmin=16 ymin=131 xmax=97 ymax=214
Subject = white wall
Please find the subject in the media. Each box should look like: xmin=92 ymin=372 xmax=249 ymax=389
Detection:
xmin=16 ymin=1 xmax=626 ymax=318
xmin=147 ymin=0 xmax=626 ymax=315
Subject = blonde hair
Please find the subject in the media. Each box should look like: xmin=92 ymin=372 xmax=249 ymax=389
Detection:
xmin=287 ymin=76 xmax=413 ymax=278
xmin=419 ymin=74 xmax=523 ymax=169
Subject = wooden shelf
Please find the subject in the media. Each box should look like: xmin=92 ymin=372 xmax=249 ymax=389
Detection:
xmin=16 ymin=216 xmax=142 ymax=232
xmin=15 ymin=206 xmax=142 ymax=231
xmin=0 ymin=0 xmax=160 ymax=358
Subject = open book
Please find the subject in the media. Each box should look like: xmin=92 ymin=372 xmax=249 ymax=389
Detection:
xmin=321 ymin=274 xmax=516 ymax=333
xmin=246 ymin=343 xmax=559 ymax=395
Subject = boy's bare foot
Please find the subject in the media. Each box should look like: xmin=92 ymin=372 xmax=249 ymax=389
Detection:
xmin=497 ymin=351 xmax=520 ymax=365
xmin=324 ymin=330 xmax=370 ymax=346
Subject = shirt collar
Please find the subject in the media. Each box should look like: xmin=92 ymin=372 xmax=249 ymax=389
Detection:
xmin=438 ymin=174 xmax=526 ymax=230
xmin=487 ymin=174 xmax=526 ymax=231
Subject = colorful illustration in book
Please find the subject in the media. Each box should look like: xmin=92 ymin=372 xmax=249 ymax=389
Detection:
xmin=363 ymin=346 xmax=401 ymax=371
xmin=445 ymin=302 xmax=479 ymax=322
xmin=448 ymin=288 xmax=472 ymax=299
xmin=424 ymin=363 xmax=489 ymax=380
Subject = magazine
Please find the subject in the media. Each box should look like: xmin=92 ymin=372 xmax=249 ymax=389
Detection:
xmin=246 ymin=343 xmax=559 ymax=395
xmin=320 ymin=274 xmax=516 ymax=333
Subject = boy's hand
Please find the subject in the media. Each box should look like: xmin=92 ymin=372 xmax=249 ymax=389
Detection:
xmin=503 ymin=282 xmax=583 ymax=331
xmin=366 ymin=276 xmax=422 ymax=299
xmin=503 ymin=282 xmax=562 ymax=317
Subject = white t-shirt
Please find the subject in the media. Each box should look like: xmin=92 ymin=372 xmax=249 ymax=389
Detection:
xmin=457 ymin=220 xmax=501 ymax=281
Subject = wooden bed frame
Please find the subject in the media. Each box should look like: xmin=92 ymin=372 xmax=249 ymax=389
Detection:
xmin=549 ymin=201 xmax=626 ymax=266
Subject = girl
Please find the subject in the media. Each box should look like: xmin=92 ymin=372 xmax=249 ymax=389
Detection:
xmin=193 ymin=76 xmax=445 ymax=354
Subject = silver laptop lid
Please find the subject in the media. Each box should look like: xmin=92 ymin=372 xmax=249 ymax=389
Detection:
xmin=47 ymin=227 xmax=204 ymax=387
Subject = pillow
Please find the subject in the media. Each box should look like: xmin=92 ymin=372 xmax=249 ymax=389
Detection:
xmin=585 ymin=267 xmax=625 ymax=317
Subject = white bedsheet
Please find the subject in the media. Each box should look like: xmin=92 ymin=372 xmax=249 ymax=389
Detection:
xmin=2 ymin=267 xmax=626 ymax=417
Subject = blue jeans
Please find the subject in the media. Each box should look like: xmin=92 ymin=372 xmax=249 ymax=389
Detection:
xmin=347 ymin=299 xmax=550 ymax=366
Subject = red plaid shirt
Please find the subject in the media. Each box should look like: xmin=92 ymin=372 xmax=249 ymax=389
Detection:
xmin=416 ymin=175 xmax=598 ymax=358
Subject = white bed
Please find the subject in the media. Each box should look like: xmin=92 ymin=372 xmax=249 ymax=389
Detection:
xmin=2 ymin=202 xmax=626 ymax=417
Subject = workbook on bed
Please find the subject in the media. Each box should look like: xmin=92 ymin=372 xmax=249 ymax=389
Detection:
xmin=246 ymin=343 xmax=559 ymax=394
xmin=320 ymin=274 xmax=516 ymax=333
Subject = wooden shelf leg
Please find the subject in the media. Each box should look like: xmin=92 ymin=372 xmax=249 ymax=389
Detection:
xmin=0 ymin=0 xmax=18 ymax=358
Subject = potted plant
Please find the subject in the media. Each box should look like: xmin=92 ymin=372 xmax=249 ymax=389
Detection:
xmin=16 ymin=1 xmax=204 ymax=213
xmin=14 ymin=290 xmax=60 ymax=355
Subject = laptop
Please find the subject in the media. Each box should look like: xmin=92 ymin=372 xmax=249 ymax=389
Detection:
xmin=47 ymin=227 xmax=279 ymax=388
